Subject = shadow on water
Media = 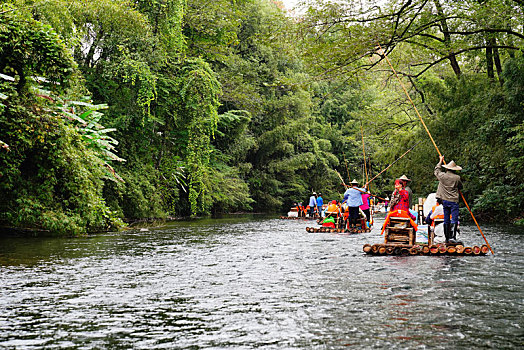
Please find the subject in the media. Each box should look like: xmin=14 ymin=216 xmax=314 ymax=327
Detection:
xmin=0 ymin=215 xmax=523 ymax=349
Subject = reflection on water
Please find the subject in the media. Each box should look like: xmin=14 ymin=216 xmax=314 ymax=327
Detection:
xmin=1 ymin=215 xmax=523 ymax=349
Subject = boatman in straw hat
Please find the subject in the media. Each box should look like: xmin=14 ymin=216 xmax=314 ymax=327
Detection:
xmin=343 ymin=179 xmax=366 ymax=228
xmin=434 ymin=156 xmax=463 ymax=244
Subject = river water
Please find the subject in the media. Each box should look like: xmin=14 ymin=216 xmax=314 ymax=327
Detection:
xmin=0 ymin=215 xmax=522 ymax=349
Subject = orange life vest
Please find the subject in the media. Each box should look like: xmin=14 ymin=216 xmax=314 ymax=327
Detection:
xmin=326 ymin=203 xmax=340 ymax=216
xmin=343 ymin=205 xmax=349 ymax=220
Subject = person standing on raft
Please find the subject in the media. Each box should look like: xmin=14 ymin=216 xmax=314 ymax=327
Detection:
xmin=317 ymin=193 xmax=324 ymax=218
xmin=434 ymin=156 xmax=463 ymax=244
xmin=308 ymin=192 xmax=317 ymax=218
xmin=360 ymin=190 xmax=371 ymax=227
xmin=344 ymin=179 xmax=367 ymax=228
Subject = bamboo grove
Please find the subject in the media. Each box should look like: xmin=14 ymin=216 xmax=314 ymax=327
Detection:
xmin=0 ymin=0 xmax=522 ymax=235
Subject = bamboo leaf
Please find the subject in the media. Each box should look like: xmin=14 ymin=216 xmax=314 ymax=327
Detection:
xmin=62 ymin=111 xmax=87 ymax=124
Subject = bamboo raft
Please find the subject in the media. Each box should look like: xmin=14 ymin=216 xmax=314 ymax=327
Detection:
xmin=363 ymin=243 xmax=489 ymax=256
xmin=362 ymin=213 xmax=489 ymax=256
xmin=280 ymin=216 xmax=318 ymax=220
xmin=306 ymin=226 xmax=371 ymax=234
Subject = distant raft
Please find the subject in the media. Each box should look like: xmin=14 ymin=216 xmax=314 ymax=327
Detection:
xmin=306 ymin=227 xmax=371 ymax=234
xmin=280 ymin=216 xmax=318 ymax=220
xmin=362 ymin=243 xmax=489 ymax=256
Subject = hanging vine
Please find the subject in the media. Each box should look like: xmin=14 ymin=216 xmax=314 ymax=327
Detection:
xmin=135 ymin=0 xmax=187 ymax=59
xmin=116 ymin=48 xmax=158 ymax=123
xmin=177 ymin=58 xmax=221 ymax=215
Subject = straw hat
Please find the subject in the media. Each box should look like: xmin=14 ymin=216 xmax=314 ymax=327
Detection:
xmin=398 ymin=175 xmax=411 ymax=181
xmin=443 ymin=160 xmax=462 ymax=171
xmin=350 ymin=179 xmax=359 ymax=185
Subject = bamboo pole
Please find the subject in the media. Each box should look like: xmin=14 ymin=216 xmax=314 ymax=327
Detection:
xmin=335 ymin=169 xmax=349 ymax=188
xmin=376 ymin=44 xmax=441 ymax=155
xmin=367 ymin=140 xmax=423 ymax=184
xmin=335 ymin=171 xmax=387 ymax=201
xmin=360 ymin=119 xmax=375 ymax=225
xmin=343 ymin=154 xmax=351 ymax=184
xmin=376 ymin=42 xmax=494 ymax=255
xmin=360 ymin=120 xmax=369 ymax=184
xmin=354 ymin=187 xmax=387 ymax=202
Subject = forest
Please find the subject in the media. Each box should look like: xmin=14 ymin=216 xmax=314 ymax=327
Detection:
xmin=0 ymin=0 xmax=522 ymax=235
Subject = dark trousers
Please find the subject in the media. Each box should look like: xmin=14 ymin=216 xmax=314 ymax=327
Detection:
xmin=348 ymin=206 xmax=360 ymax=226
xmin=362 ymin=208 xmax=370 ymax=222
xmin=442 ymin=200 xmax=459 ymax=224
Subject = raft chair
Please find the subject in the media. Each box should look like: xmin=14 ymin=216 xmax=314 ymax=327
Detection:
xmin=381 ymin=209 xmax=418 ymax=246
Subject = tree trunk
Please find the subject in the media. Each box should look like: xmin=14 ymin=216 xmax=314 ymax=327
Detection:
xmin=492 ymin=38 xmax=504 ymax=86
xmin=434 ymin=0 xmax=461 ymax=77
xmin=486 ymin=39 xmax=494 ymax=80
xmin=84 ymin=29 xmax=104 ymax=69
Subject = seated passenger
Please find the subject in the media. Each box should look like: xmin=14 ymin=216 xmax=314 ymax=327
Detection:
xmin=429 ymin=199 xmax=445 ymax=225
xmin=298 ymin=202 xmax=306 ymax=217
xmin=430 ymin=198 xmax=455 ymax=244
xmin=425 ymin=198 xmax=443 ymax=225
xmin=321 ymin=216 xmax=336 ymax=228
xmin=381 ymin=180 xmax=418 ymax=235
xmin=388 ymin=179 xmax=415 ymax=220
xmin=326 ymin=200 xmax=341 ymax=218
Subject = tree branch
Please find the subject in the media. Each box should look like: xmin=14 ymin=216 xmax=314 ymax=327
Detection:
xmin=447 ymin=28 xmax=524 ymax=40
xmin=409 ymin=45 xmax=521 ymax=77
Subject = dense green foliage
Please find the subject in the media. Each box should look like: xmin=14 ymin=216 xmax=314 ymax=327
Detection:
xmin=0 ymin=0 xmax=522 ymax=235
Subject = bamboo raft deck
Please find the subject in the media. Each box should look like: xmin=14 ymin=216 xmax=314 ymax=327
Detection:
xmin=363 ymin=243 xmax=489 ymax=256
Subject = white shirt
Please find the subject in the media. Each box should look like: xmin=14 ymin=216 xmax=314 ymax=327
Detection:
xmin=430 ymin=205 xmax=444 ymax=219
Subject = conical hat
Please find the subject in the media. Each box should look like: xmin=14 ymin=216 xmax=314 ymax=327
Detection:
xmin=398 ymin=175 xmax=411 ymax=181
xmin=443 ymin=160 xmax=462 ymax=171
xmin=350 ymin=179 xmax=359 ymax=185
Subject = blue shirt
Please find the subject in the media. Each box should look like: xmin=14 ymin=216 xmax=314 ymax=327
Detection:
xmin=317 ymin=196 xmax=323 ymax=207
xmin=344 ymin=187 xmax=364 ymax=207
xmin=309 ymin=195 xmax=317 ymax=207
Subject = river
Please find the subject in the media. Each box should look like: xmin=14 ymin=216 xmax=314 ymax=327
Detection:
xmin=0 ymin=215 xmax=522 ymax=349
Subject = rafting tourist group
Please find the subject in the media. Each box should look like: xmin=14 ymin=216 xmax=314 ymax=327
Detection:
xmin=292 ymin=178 xmax=372 ymax=231
xmin=293 ymin=155 xmax=467 ymax=245
xmin=294 ymin=41 xmax=493 ymax=255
